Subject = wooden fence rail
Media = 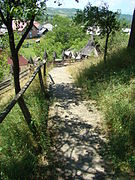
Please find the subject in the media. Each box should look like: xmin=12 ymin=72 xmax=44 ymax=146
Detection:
xmin=0 ymin=79 xmax=11 ymax=91
xmin=0 ymin=68 xmax=30 ymax=92
xmin=0 ymin=60 xmax=46 ymax=124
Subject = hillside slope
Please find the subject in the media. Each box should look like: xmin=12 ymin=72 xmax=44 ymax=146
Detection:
xmin=47 ymin=7 xmax=132 ymax=23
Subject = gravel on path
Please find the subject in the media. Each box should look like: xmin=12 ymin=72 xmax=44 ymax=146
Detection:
xmin=48 ymin=66 xmax=113 ymax=180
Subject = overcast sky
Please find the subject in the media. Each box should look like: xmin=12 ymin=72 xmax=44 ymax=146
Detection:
xmin=46 ymin=0 xmax=135 ymax=15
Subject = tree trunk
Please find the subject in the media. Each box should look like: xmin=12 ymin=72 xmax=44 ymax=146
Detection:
xmin=7 ymin=24 xmax=35 ymax=132
xmin=104 ymin=32 xmax=110 ymax=63
xmin=12 ymin=51 xmax=35 ymax=129
xmin=5 ymin=16 xmax=42 ymax=153
xmin=128 ymin=9 xmax=135 ymax=48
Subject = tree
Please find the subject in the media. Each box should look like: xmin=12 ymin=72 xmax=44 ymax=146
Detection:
xmin=99 ymin=5 xmax=120 ymax=63
xmin=73 ymin=9 xmax=84 ymax=25
xmin=128 ymin=9 xmax=135 ymax=48
xmin=0 ymin=0 xmax=46 ymax=131
xmin=74 ymin=3 xmax=120 ymax=63
xmin=0 ymin=0 xmax=79 ymax=130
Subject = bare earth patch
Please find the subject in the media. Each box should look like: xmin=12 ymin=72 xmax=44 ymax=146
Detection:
xmin=48 ymin=65 xmax=113 ymax=179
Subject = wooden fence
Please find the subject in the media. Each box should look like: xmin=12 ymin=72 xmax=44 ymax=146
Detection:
xmin=0 ymin=60 xmax=46 ymax=124
xmin=0 ymin=68 xmax=30 ymax=95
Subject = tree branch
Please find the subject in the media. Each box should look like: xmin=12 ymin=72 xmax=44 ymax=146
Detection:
xmin=16 ymin=16 xmax=35 ymax=52
xmin=0 ymin=8 xmax=7 ymax=26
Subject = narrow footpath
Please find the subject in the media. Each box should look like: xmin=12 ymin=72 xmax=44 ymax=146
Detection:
xmin=48 ymin=65 xmax=112 ymax=180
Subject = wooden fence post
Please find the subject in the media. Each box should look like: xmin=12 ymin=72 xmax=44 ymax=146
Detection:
xmin=38 ymin=68 xmax=45 ymax=95
xmin=43 ymin=50 xmax=48 ymax=78
xmin=0 ymin=62 xmax=45 ymax=124
xmin=43 ymin=62 xmax=46 ymax=77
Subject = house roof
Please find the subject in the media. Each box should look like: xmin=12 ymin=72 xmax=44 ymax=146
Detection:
xmin=12 ymin=21 xmax=40 ymax=32
xmin=42 ymin=23 xmax=53 ymax=31
xmin=122 ymin=28 xmax=131 ymax=33
xmin=38 ymin=27 xmax=48 ymax=35
xmin=8 ymin=55 xmax=28 ymax=66
xmin=34 ymin=21 xmax=40 ymax=29
xmin=80 ymin=40 xmax=95 ymax=56
xmin=0 ymin=24 xmax=7 ymax=35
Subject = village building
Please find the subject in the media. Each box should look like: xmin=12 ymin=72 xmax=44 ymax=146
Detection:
xmin=0 ymin=24 xmax=7 ymax=37
xmin=79 ymin=40 xmax=98 ymax=58
xmin=38 ymin=23 xmax=53 ymax=37
xmin=122 ymin=28 xmax=131 ymax=34
xmin=87 ymin=26 xmax=100 ymax=36
xmin=8 ymin=55 xmax=29 ymax=73
xmin=12 ymin=21 xmax=40 ymax=39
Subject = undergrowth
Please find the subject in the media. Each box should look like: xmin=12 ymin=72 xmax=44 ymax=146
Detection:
xmin=0 ymin=76 xmax=50 ymax=179
xmin=75 ymin=48 xmax=135 ymax=174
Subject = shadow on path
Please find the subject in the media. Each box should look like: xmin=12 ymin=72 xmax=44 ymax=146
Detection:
xmin=47 ymin=67 xmax=113 ymax=180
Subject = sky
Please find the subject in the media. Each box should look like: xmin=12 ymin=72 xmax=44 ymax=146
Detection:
xmin=46 ymin=0 xmax=135 ymax=15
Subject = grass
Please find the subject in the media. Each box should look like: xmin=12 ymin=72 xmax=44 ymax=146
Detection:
xmin=0 ymin=72 xmax=51 ymax=179
xmin=20 ymin=38 xmax=38 ymax=59
xmin=71 ymin=48 xmax=135 ymax=175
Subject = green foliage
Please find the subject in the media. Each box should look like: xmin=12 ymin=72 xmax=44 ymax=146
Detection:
xmin=47 ymin=7 xmax=77 ymax=18
xmin=74 ymin=3 xmax=120 ymax=34
xmin=0 ymin=51 xmax=10 ymax=82
xmin=0 ymin=34 xmax=9 ymax=49
xmin=0 ymin=0 xmax=46 ymax=23
xmin=74 ymin=3 xmax=120 ymax=61
xmin=94 ymin=31 xmax=129 ymax=54
xmin=20 ymin=39 xmax=36 ymax=59
xmin=98 ymin=5 xmax=120 ymax=36
xmin=0 ymin=32 xmax=23 ymax=82
xmin=52 ymin=15 xmax=87 ymax=50
xmin=75 ymin=47 xmax=135 ymax=173
xmin=0 ymin=78 xmax=50 ymax=179
xmin=74 ymin=9 xmax=84 ymax=24
xmin=34 ymin=15 xmax=88 ymax=61
xmin=119 ymin=14 xmax=132 ymax=25
xmin=71 ymin=37 xmax=89 ymax=52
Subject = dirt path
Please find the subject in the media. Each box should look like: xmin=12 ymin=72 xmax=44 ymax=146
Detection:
xmin=48 ymin=66 xmax=112 ymax=180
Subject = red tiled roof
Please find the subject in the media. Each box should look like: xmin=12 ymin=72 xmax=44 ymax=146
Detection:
xmin=12 ymin=21 xmax=27 ymax=32
xmin=8 ymin=55 xmax=28 ymax=66
xmin=0 ymin=49 xmax=2 ymax=54
xmin=34 ymin=21 xmax=40 ymax=29
xmin=12 ymin=20 xmax=40 ymax=32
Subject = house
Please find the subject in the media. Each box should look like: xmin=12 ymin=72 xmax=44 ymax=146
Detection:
xmin=79 ymin=40 xmax=98 ymax=57
xmin=0 ymin=24 xmax=7 ymax=36
xmin=38 ymin=28 xmax=48 ymax=36
xmin=8 ymin=55 xmax=29 ymax=72
xmin=87 ymin=26 xmax=100 ymax=36
xmin=43 ymin=23 xmax=53 ymax=31
xmin=38 ymin=23 xmax=53 ymax=36
xmin=12 ymin=21 xmax=40 ymax=39
xmin=122 ymin=28 xmax=131 ymax=34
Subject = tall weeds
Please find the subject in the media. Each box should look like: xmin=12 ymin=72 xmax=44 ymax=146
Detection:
xmin=0 ymin=77 xmax=50 ymax=179
xmin=75 ymin=48 xmax=135 ymax=173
